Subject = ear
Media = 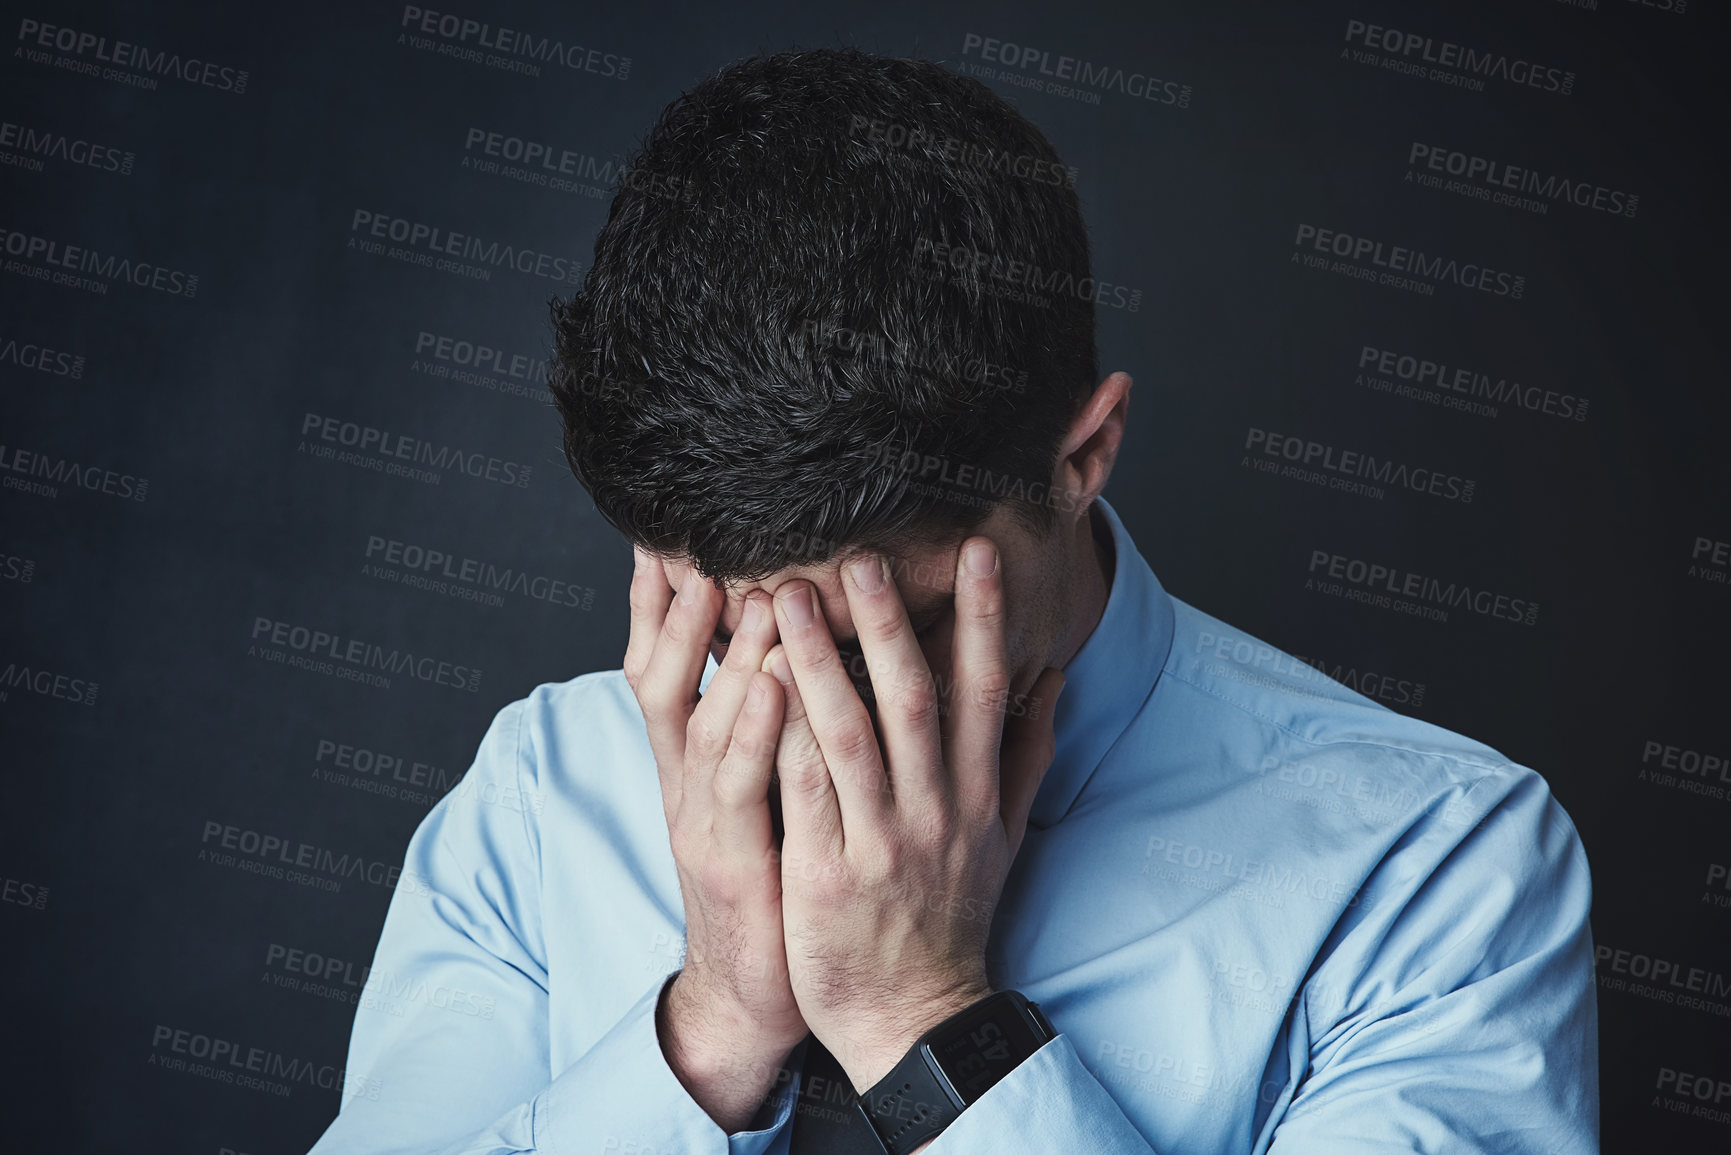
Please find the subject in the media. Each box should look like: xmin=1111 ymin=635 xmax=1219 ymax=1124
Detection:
xmin=1052 ymin=371 xmax=1132 ymax=522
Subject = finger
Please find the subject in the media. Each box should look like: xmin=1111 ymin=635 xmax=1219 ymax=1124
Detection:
xmin=999 ymin=667 xmax=1065 ymax=856
xmin=773 ymin=581 xmax=892 ymax=835
xmin=949 ymin=537 xmax=1012 ymax=813
xmin=841 ymin=552 xmax=944 ymax=813
xmin=686 ymin=591 xmax=780 ymax=791
xmin=709 ymin=671 xmax=786 ymax=861
xmin=638 ymin=565 xmax=723 ymax=775
xmin=763 ymin=644 xmax=843 ymax=857
xmin=624 ymin=545 xmax=673 ymax=692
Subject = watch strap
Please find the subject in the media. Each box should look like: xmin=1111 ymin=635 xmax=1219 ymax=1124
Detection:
xmin=855 ymin=990 xmax=1054 ymax=1155
xmin=855 ymin=1046 xmax=961 ymax=1153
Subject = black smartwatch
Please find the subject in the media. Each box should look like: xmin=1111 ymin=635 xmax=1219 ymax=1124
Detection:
xmin=854 ymin=990 xmax=1056 ymax=1154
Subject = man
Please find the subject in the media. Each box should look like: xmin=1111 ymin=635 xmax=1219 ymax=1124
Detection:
xmin=309 ymin=47 xmax=1597 ymax=1155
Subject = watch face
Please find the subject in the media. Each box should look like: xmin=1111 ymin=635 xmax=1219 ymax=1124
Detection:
xmin=926 ymin=997 xmax=1046 ymax=1103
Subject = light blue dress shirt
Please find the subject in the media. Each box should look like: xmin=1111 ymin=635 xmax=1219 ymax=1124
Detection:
xmin=308 ymin=496 xmax=1598 ymax=1154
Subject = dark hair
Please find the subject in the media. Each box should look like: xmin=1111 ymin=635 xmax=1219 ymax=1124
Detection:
xmin=548 ymin=46 xmax=1099 ymax=582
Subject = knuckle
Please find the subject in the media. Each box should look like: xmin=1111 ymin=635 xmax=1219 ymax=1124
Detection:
xmin=638 ymin=680 xmax=678 ymax=721
xmin=968 ymin=591 xmax=1007 ymax=632
xmin=858 ymin=603 xmax=903 ymax=645
xmin=729 ymin=728 xmax=775 ymax=764
xmin=894 ymin=677 xmax=941 ymax=728
xmin=780 ymin=758 xmax=829 ymax=801
xmin=660 ymin=608 xmax=693 ymax=646
xmin=908 ymin=805 xmax=956 ymax=846
xmin=957 ymin=790 xmax=998 ymax=831
xmin=686 ymin=713 xmax=726 ymax=758
xmin=712 ymin=755 xmax=763 ymax=808
xmin=971 ymin=671 xmax=1012 ymax=715
xmin=830 ymin=724 xmax=880 ymax=765
xmin=856 ymin=838 xmax=900 ymax=883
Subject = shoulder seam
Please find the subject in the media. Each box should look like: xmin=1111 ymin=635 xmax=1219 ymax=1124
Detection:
xmin=509 ymin=697 xmax=540 ymax=879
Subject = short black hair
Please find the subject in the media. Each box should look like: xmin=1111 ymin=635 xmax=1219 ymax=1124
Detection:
xmin=548 ymin=46 xmax=1099 ymax=583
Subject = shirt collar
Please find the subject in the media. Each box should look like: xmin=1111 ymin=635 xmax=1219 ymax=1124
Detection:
xmin=1028 ymin=495 xmax=1174 ymax=830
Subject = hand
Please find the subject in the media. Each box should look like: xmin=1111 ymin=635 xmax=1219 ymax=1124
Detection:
xmin=624 ymin=547 xmax=805 ymax=1131
xmin=762 ymin=535 xmax=1065 ymax=1092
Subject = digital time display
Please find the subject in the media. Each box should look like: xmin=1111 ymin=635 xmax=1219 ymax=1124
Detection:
xmin=925 ymin=995 xmax=1048 ymax=1104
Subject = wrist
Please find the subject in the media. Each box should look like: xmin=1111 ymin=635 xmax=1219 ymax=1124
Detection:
xmin=834 ymin=982 xmax=996 ymax=1091
xmin=658 ymin=974 xmax=802 ymax=1132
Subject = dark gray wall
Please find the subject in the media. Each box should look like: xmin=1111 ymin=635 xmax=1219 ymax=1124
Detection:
xmin=3 ymin=1 xmax=1726 ymax=1150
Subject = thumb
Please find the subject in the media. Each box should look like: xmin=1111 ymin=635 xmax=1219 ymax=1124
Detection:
xmin=999 ymin=667 xmax=1065 ymax=855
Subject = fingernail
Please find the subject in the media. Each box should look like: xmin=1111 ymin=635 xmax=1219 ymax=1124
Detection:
xmin=965 ymin=541 xmax=997 ymax=577
xmin=779 ymin=586 xmax=815 ymax=628
xmin=847 ymin=554 xmax=886 ymax=594
xmin=742 ymin=595 xmax=764 ymax=631
xmin=680 ymin=570 xmax=700 ymax=605
xmin=768 ymin=648 xmax=793 ymax=685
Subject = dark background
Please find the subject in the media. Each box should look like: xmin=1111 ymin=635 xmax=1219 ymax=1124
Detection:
xmin=3 ymin=1 xmax=1727 ymax=1151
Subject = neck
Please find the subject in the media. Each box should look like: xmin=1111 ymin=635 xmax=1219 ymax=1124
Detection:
xmin=1051 ymin=501 xmax=1116 ymax=671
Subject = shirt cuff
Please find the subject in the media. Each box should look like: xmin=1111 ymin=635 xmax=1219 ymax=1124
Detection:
xmin=931 ymin=1032 xmax=1157 ymax=1152
xmin=731 ymin=1064 xmax=799 ymax=1155
xmin=533 ymin=971 xmax=797 ymax=1155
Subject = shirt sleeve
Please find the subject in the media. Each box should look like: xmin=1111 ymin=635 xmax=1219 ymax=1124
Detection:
xmin=927 ymin=1032 xmax=1164 ymax=1151
xmin=306 ymin=696 xmax=799 ymax=1155
xmin=913 ymin=767 xmax=1596 ymax=1155
xmin=1260 ymin=767 xmax=1600 ymax=1155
